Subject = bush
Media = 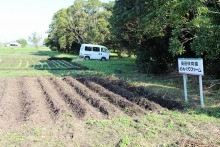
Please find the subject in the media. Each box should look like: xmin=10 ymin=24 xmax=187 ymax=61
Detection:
xmin=136 ymin=37 xmax=175 ymax=74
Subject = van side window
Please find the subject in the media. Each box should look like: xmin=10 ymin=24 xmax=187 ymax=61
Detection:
xmin=93 ymin=47 xmax=100 ymax=52
xmin=85 ymin=46 xmax=92 ymax=51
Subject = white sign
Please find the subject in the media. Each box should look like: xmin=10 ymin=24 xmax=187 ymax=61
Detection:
xmin=178 ymin=58 xmax=205 ymax=106
xmin=178 ymin=58 xmax=204 ymax=75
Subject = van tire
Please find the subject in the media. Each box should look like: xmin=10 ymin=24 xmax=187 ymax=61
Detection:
xmin=101 ymin=57 xmax=106 ymax=61
xmin=84 ymin=56 xmax=90 ymax=60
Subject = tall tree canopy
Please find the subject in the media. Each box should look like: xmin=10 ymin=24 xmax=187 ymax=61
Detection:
xmin=45 ymin=0 xmax=113 ymax=53
xmin=111 ymin=0 xmax=220 ymax=76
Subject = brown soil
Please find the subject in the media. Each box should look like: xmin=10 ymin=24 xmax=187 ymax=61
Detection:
xmin=83 ymin=76 xmax=166 ymax=112
xmin=18 ymin=77 xmax=53 ymax=124
xmin=0 ymin=76 xmax=168 ymax=130
xmin=88 ymin=76 xmax=184 ymax=110
xmin=0 ymin=78 xmax=22 ymax=129
xmin=64 ymin=76 xmax=127 ymax=117
xmin=0 ymin=76 xmax=217 ymax=146
xmin=0 ymin=78 xmax=6 ymax=101
xmin=76 ymin=77 xmax=147 ymax=116
xmin=174 ymin=139 xmax=216 ymax=147
xmin=48 ymin=77 xmax=105 ymax=120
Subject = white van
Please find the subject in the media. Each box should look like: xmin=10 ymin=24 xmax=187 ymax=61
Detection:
xmin=79 ymin=44 xmax=110 ymax=61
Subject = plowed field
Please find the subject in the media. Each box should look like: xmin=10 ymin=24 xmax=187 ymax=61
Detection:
xmin=0 ymin=49 xmax=219 ymax=146
xmin=0 ymin=76 xmax=167 ymax=146
xmin=0 ymin=76 xmax=167 ymax=129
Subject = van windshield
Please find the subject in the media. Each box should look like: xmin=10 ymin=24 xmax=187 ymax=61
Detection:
xmin=101 ymin=47 xmax=109 ymax=53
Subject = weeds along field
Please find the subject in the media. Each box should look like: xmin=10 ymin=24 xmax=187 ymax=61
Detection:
xmin=0 ymin=47 xmax=219 ymax=146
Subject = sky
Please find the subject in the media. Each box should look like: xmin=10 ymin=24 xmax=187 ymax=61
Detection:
xmin=0 ymin=0 xmax=111 ymax=43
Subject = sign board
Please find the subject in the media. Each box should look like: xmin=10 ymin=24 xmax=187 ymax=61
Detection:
xmin=178 ymin=58 xmax=205 ymax=106
xmin=178 ymin=58 xmax=204 ymax=75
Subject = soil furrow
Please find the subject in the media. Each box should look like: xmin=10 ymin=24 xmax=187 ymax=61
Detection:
xmin=91 ymin=76 xmax=184 ymax=110
xmin=64 ymin=77 xmax=125 ymax=117
xmin=37 ymin=77 xmax=82 ymax=122
xmin=20 ymin=77 xmax=53 ymax=124
xmin=88 ymin=76 xmax=165 ymax=112
xmin=18 ymin=80 xmax=32 ymax=122
xmin=37 ymin=78 xmax=61 ymax=120
xmin=77 ymin=77 xmax=146 ymax=116
xmin=48 ymin=77 xmax=87 ymax=118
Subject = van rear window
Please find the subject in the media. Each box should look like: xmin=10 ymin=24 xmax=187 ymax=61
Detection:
xmin=85 ymin=46 xmax=92 ymax=51
xmin=93 ymin=47 xmax=100 ymax=52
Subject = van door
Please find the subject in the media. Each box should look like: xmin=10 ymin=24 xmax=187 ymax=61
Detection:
xmin=101 ymin=47 xmax=110 ymax=59
xmin=91 ymin=47 xmax=102 ymax=59
xmin=83 ymin=46 xmax=92 ymax=58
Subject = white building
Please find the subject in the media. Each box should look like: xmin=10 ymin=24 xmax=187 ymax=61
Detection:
xmin=6 ymin=42 xmax=21 ymax=48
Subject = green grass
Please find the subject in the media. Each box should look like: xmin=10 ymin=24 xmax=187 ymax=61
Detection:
xmin=86 ymin=112 xmax=220 ymax=146
xmin=0 ymin=47 xmax=219 ymax=146
xmin=76 ymin=58 xmax=219 ymax=109
xmin=0 ymin=47 xmax=80 ymax=77
xmin=76 ymin=57 xmax=136 ymax=75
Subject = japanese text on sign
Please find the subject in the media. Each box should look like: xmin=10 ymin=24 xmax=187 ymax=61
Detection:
xmin=178 ymin=58 xmax=204 ymax=75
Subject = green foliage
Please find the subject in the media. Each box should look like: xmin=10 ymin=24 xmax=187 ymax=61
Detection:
xmin=16 ymin=39 xmax=27 ymax=48
xmin=118 ymin=136 xmax=131 ymax=147
xmin=28 ymin=32 xmax=42 ymax=47
xmin=45 ymin=0 xmax=113 ymax=54
xmin=111 ymin=0 xmax=220 ymax=76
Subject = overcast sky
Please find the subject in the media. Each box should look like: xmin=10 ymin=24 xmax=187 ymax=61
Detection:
xmin=0 ymin=0 xmax=111 ymax=43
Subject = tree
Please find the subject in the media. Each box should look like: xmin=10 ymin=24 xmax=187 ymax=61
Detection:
xmin=28 ymin=32 xmax=42 ymax=48
xmin=110 ymin=0 xmax=138 ymax=58
xmin=111 ymin=0 xmax=220 ymax=76
xmin=139 ymin=0 xmax=220 ymax=76
xmin=45 ymin=0 xmax=113 ymax=54
xmin=16 ymin=39 xmax=27 ymax=48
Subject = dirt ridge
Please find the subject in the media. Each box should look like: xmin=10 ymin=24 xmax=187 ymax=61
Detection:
xmin=88 ymin=76 xmax=165 ymax=112
xmin=49 ymin=77 xmax=87 ymax=118
xmin=64 ymin=77 xmax=125 ymax=117
xmin=95 ymin=76 xmax=184 ymax=110
xmin=37 ymin=78 xmax=61 ymax=120
xmin=77 ymin=77 xmax=147 ymax=116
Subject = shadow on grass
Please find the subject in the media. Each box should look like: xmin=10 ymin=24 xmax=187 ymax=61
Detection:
xmin=31 ymin=59 xmax=89 ymax=71
xmin=190 ymin=107 xmax=220 ymax=118
xmin=30 ymin=50 xmax=78 ymax=60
